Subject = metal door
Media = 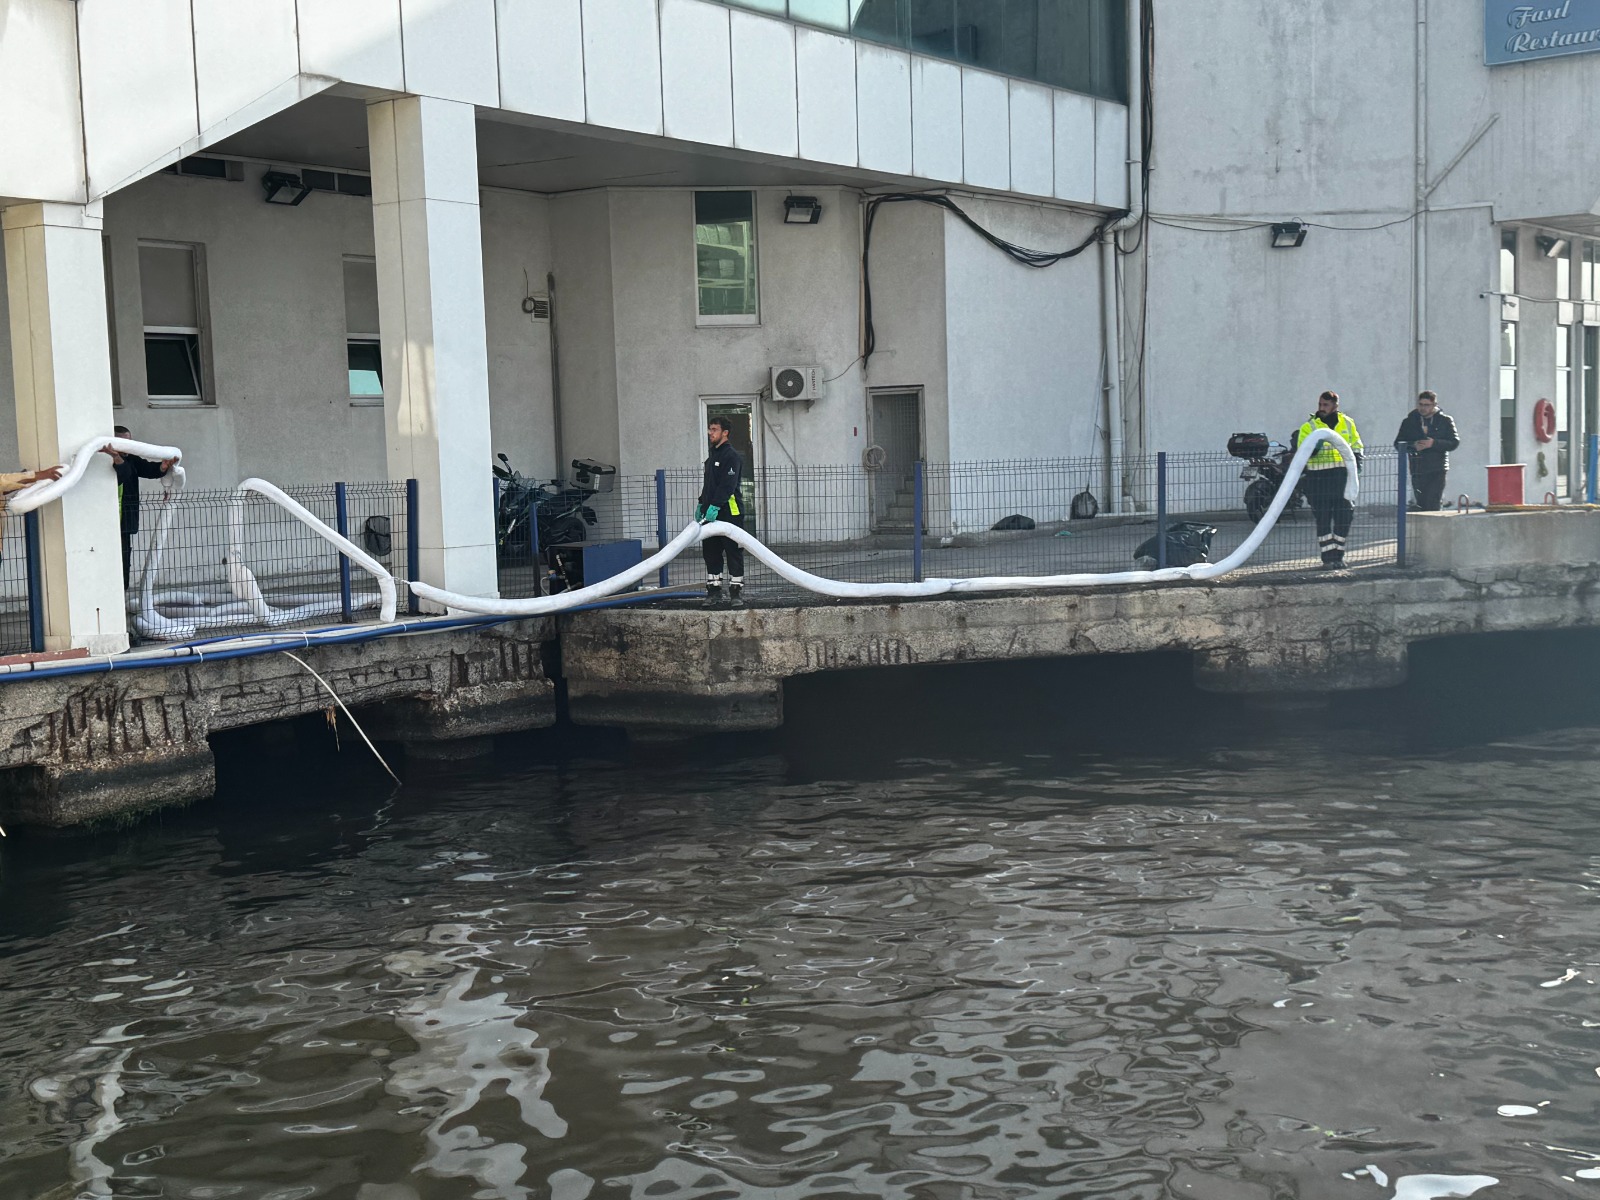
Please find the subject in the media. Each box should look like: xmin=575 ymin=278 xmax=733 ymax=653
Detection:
xmin=868 ymin=390 xmax=922 ymax=532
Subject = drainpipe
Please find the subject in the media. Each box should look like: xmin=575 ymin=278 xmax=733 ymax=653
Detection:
xmin=1413 ymin=0 xmax=1428 ymax=397
xmin=1101 ymin=0 xmax=1144 ymax=514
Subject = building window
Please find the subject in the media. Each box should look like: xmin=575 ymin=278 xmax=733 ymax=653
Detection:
xmin=1500 ymin=229 xmax=1517 ymax=296
xmin=138 ymin=241 xmax=207 ymax=404
xmin=695 ymin=191 xmax=759 ymax=326
xmin=741 ymin=0 xmax=1128 ymax=102
xmin=343 ymin=257 xmax=383 ymax=405
xmin=1500 ymin=319 xmax=1517 ymax=463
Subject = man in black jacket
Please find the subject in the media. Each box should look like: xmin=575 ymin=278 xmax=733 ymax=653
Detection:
xmin=101 ymin=424 xmax=176 ymax=587
xmin=696 ymin=416 xmax=745 ymax=607
xmin=1393 ymin=391 xmax=1460 ymax=511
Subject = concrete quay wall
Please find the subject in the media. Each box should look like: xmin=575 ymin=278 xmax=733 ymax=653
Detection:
xmin=559 ymin=565 xmax=1600 ymax=736
xmin=0 ymin=620 xmax=555 ymax=829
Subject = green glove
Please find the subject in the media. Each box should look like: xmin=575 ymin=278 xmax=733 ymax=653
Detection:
xmin=694 ymin=503 xmax=706 ymax=522
xmin=701 ymin=504 xmax=720 ymax=524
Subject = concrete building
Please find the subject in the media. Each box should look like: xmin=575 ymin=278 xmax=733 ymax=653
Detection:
xmin=2 ymin=0 xmax=1598 ymax=658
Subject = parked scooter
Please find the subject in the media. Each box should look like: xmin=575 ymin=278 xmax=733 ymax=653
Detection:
xmin=493 ymin=453 xmax=599 ymax=587
xmin=1227 ymin=432 xmax=1305 ymax=523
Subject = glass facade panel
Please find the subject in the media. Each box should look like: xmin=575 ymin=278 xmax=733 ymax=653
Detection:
xmin=1500 ymin=229 xmax=1516 ymax=296
xmin=737 ymin=0 xmax=1126 ymax=100
xmin=695 ymin=191 xmax=759 ymax=322
xmin=1557 ymin=245 xmax=1572 ymax=300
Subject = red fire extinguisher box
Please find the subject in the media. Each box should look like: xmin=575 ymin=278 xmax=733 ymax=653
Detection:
xmin=1486 ymin=463 xmax=1525 ymax=506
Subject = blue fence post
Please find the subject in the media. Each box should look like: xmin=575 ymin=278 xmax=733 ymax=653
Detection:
xmin=1155 ymin=453 xmax=1168 ymax=570
xmin=334 ymin=482 xmax=353 ymax=623
xmin=1588 ymin=433 xmax=1598 ymax=504
xmin=528 ymin=484 xmax=542 ymax=596
xmin=23 ymin=510 xmax=45 ymax=653
xmin=1395 ymin=449 xmax=1409 ymax=567
xmin=405 ymin=477 xmax=420 ymax=615
xmin=912 ymin=461 xmax=925 ymax=583
xmin=655 ymin=469 xmax=669 ymax=589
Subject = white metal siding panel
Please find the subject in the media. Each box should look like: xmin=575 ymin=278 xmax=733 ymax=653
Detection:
xmin=856 ymin=42 xmax=911 ymax=176
xmin=495 ymin=0 xmax=585 ymax=122
xmin=1053 ymin=90 xmax=1095 ymax=203
xmin=910 ymin=57 xmax=962 ymax=184
xmin=0 ymin=0 xmax=85 ymax=203
xmin=730 ymin=12 xmax=798 ymax=157
xmin=401 ymin=0 xmax=500 ymax=106
xmin=1008 ymin=80 xmax=1054 ymax=198
xmin=961 ymin=69 xmax=1010 ymax=190
xmin=795 ymin=27 xmax=856 ymax=167
xmin=581 ymin=0 xmax=663 ymax=136
xmin=78 ymin=0 xmax=198 ymax=195
xmin=297 ymin=0 xmax=405 ymax=90
xmin=1094 ymin=100 xmax=1129 ymax=209
xmin=192 ymin=0 xmax=299 ymax=134
xmin=661 ymin=0 xmax=733 ymax=146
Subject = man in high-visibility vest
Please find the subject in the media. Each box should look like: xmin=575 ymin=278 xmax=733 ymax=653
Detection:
xmin=696 ymin=416 xmax=746 ymax=607
xmin=1292 ymin=390 xmax=1364 ymax=568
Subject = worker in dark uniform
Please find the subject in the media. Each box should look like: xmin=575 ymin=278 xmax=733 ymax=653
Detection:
xmin=100 ymin=424 xmax=176 ymax=588
xmin=1292 ymin=390 xmax=1364 ymax=568
xmin=696 ymin=416 xmax=745 ymax=607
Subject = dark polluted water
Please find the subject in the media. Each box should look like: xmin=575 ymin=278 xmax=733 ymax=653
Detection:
xmin=3 ymin=635 xmax=1600 ymax=1199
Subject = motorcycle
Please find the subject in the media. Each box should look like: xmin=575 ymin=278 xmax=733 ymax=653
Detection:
xmin=493 ymin=453 xmax=600 ymax=587
xmin=1228 ymin=432 xmax=1305 ymax=523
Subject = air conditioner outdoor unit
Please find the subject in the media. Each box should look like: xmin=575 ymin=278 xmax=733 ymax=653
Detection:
xmin=770 ymin=365 xmax=822 ymax=402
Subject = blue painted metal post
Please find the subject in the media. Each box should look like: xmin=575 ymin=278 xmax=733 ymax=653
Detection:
xmin=1155 ymin=452 xmax=1168 ymax=570
xmin=405 ymin=477 xmax=420 ymax=615
xmin=912 ymin=461 xmax=925 ymax=582
xmin=655 ymin=469 xmax=669 ymax=589
xmin=334 ymin=482 xmax=353 ymax=623
xmin=1395 ymin=448 xmax=1409 ymax=567
xmin=1588 ymin=433 xmax=1598 ymax=503
xmin=528 ymin=482 xmax=542 ymax=596
xmin=23 ymin=510 xmax=45 ymax=653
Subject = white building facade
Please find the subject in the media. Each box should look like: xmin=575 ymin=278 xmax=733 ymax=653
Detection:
xmin=2 ymin=0 xmax=1597 ymax=655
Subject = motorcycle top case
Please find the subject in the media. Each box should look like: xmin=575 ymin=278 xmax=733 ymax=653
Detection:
xmin=1227 ymin=432 xmax=1270 ymax=460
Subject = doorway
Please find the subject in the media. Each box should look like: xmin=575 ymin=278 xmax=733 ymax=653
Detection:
xmin=867 ymin=389 xmax=923 ymax=532
xmin=699 ymin=397 xmax=758 ymax=533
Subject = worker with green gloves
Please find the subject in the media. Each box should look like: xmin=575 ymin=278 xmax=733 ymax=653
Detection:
xmin=696 ymin=416 xmax=745 ymax=607
xmin=1292 ymin=390 xmax=1364 ymax=568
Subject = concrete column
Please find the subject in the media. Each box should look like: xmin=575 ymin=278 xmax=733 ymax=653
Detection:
xmin=3 ymin=201 xmax=127 ymax=655
xmin=366 ymin=96 xmax=498 ymax=603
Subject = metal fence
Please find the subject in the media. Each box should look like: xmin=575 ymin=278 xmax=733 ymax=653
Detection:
xmin=123 ymin=480 xmax=413 ymax=639
xmin=0 ymin=511 xmax=31 ymax=656
xmin=508 ymin=450 xmax=1405 ymax=603
xmin=0 ymin=450 xmax=1410 ymax=656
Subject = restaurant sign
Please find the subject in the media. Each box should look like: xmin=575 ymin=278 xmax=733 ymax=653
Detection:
xmin=1486 ymin=1 xmax=1600 ymax=64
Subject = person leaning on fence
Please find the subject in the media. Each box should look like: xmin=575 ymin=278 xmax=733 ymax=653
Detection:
xmin=100 ymin=425 xmax=177 ymax=588
xmin=1292 ymin=390 xmax=1364 ymax=569
xmin=696 ymin=416 xmax=745 ymax=608
xmin=1393 ymin=390 xmax=1459 ymax=512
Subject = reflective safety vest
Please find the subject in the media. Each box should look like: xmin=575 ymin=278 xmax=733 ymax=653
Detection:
xmin=1296 ymin=411 xmax=1363 ymax=469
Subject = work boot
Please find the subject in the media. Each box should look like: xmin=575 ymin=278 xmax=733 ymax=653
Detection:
xmin=703 ymin=583 xmax=723 ymax=609
xmin=728 ymin=578 xmax=744 ymax=606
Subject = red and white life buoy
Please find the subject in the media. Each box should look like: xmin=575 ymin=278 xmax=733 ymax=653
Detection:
xmin=1533 ymin=398 xmax=1557 ymax=444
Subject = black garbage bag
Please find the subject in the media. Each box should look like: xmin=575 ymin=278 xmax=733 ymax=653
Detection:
xmin=991 ymin=514 xmax=1036 ymax=531
xmin=1133 ymin=521 xmax=1217 ymax=569
xmin=1070 ymin=488 xmax=1099 ymax=520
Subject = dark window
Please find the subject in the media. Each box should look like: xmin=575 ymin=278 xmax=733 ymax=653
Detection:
xmin=145 ymin=334 xmax=202 ymax=400
xmin=695 ymin=191 xmax=758 ymax=322
xmin=347 ymin=340 xmax=383 ymax=399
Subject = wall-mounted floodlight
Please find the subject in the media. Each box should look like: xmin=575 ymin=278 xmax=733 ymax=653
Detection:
xmin=1269 ymin=220 xmax=1307 ymax=249
xmin=262 ymin=170 xmax=313 ymax=206
xmin=783 ymin=195 xmax=823 ymax=224
xmin=1537 ymin=234 xmax=1570 ymax=258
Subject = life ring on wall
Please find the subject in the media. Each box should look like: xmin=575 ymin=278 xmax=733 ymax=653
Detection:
xmin=1533 ymin=398 xmax=1556 ymax=444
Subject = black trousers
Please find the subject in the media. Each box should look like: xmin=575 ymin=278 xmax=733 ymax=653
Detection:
xmin=120 ymin=530 xmax=132 ymax=588
xmin=1412 ymin=469 xmax=1447 ymax=512
xmin=702 ymin=511 xmax=745 ymax=580
xmin=1303 ymin=467 xmax=1353 ymax=561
